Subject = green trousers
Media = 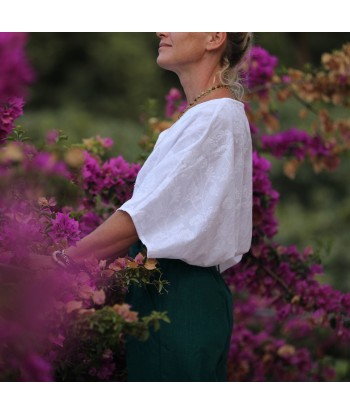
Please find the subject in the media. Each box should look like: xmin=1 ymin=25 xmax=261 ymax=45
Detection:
xmin=125 ymin=254 xmax=233 ymax=382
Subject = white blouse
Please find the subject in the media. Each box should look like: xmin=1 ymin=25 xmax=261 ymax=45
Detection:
xmin=118 ymin=98 xmax=252 ymax=272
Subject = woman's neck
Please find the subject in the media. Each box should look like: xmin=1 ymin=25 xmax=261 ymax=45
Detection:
xmin=179 ymin=72 xmax=232 ymax=108
xmin=177 ymin=64 xmax=231 ymax=105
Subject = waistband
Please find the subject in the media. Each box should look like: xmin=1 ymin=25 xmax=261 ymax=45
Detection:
xmin=129 ymin=240 xmax=221 ymax=275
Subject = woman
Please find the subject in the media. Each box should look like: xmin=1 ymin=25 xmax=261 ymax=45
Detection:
xmin=52 ymin=32 xmax=253 ymax=381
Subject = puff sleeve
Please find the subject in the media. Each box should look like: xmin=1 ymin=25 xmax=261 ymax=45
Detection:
xmin=118 ymin=99 xmax=252 ymax=272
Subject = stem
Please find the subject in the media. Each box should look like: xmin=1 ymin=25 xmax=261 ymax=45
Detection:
xmin=290 ymin=90 xmax=319 ymax=115
xmin=248 ymin=81 xmax=319 ymax=115
xmin=261 ymin=265 xmax=295 ymax=299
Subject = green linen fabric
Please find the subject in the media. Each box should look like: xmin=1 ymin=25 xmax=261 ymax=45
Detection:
xmin=125 ymin=255 xmax=234 ymax=382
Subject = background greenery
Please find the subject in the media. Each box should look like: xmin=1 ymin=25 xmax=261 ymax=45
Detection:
xmin=21 ymin=32 xmax=350 ymax=291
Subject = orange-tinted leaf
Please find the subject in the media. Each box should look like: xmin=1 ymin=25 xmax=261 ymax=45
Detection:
xmin=0 ymin=143 xmax=24 ymax=162
xmin=144 ymin=258 xmax=157 ymax=270
xmin=299 ymin=108 xmax=308 ymax=120
xmin=127 ymin=261 xmax=139 ymax=269
xmin=92 ymin=289 xmax=106 ymax=305
xmin=277 ymin=344 xmax=296 ymax=358
xmin=112 ymin=303 xmax=139 ymax=322
xmin=283 ymin=159 xmax=300 ymax=179
xmin=65 ymin=300 xmax=83 ymax=314
xmin=291 ymin=295 xmax=301 ymax=304
xmin=64 ymin=148 xmax=84 ymax=168
xmin=101 ymin=269 xmax=114 ymax=278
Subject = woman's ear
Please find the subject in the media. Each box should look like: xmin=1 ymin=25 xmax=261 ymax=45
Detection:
xmin=206 ymin=32 xmax=227 ymax=51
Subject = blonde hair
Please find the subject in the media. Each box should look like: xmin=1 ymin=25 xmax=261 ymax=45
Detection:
xmin=218 ymin=32 xmax=253 ymax=100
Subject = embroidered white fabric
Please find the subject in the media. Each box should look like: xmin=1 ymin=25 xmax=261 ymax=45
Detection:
xmin=118 ymin=98 xmax=252 ymax=272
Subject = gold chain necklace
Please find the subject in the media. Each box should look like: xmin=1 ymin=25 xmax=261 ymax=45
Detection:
xmin=178 ymin=84 xmax=229 ymax=119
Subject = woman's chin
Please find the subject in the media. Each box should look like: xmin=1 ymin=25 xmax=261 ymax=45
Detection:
xmin=156 ymin=55 xmax=173 ymax=71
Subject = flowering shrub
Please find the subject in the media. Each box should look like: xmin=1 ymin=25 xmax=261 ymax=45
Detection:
xmin=0 ymin=33 xmax=34 ymax=142
xmin=228 ymin=44 xmax=350 ymax=380
xmin=1 ymin=37 xmax=350 ymax=381
xmin=0 ymin=169 xmax=170 ymax=381
xmin=0 ymin=97 xmax=25 ymax=142
xmin=245 ymin=44 xmax=350 ymax=177
xmin=244 ymin=45 xmax=279 ymax=96
xmin=81 ymin=150 xmax=140 ymax=211
xmin=0 ymin=33 xmax=35 ymax=99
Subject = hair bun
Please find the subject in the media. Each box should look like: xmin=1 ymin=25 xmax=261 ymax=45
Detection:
xmin=226 ymin=32 xmax=252 ymax=68
xmin=218 ymin=32 xmax=253 ymax=100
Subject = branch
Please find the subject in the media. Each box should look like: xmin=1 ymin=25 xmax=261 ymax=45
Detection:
xmin=261 ymin=264 xmax=295 ymax=300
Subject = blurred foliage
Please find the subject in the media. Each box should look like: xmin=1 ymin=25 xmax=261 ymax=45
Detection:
xmin=24 ymin=33 xmax=182 ymax=160
xmin=255 ymin=33 xmax=350 ymax=68
xmin=19 ymin=106 xmax=143 ymax=162
xmin=270 ymin=152 xmax=350 ymax=292
xmin=20 ymin=32 xmax=350 ymax=292
xmin=26 ymin=33 xmax=179 ymax=119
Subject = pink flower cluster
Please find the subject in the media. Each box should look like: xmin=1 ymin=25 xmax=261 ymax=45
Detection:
xmin=0 ymin=142 xmax=71 ymax=178
xmin=0 ymin=187 xmax=120 ymax=381
xmin=0 ymin=228 xmax=63 ymax=381
xmin=223 ymin=149 xmax=350 ymax=380
xmin=261 ymin=128 xmax=337 ymax=162
xmin=30 ymin=151 xmax=72 ymax=178
xmin=252 ymin=151 xmax=279 ymax=239
xmin=228 ymin=321 xmax=335 ymax=381
xmin=244 ymin=46 xmax=279 ymax=96
xmin=0 ymin=32 xmax=35 ymax=100
xmin=0 ymin=97 xmax=24 ymax=142
xmin=49 ymin=212 xmax=81 ymax=245
xmin=225 ymin=236 xmax=350 ymax=380
xmin=165 ymin=88 xmax=187 ymax=118
xmin=0 ymin=33 xmax=35 ymax=142
xmin=0 ymin=309 xmax=53 ymax=381
xmin=229 ymin=329 xmax=307 ymax=381
xmin=82 ymin=152 xmax=140 ymax=208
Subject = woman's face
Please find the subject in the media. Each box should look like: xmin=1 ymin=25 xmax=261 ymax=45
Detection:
xmin=156 ymin=32 xmax=209 ymax=73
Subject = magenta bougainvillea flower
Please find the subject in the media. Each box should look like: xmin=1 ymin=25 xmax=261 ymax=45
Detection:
xmin=261 ymin=128 xmax=336 ymax=161
xmin=245 ymin=46 xmax=279 ymax=95
xmin=0 ymin=33 xmax=35 ymax=142
xmin=0 ymin=32 xmax=35 ymax=100
xmin=0 ymin=97 xmax=24 ymax=141
xmin=165 ymin=88 xmax=187 ymax=118
xmin=48 ymin=212 xmax=81 ymax=245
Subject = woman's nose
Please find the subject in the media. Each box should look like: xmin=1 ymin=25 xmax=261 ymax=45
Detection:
xmin=156 ymin=32 xmax=168 ymax=39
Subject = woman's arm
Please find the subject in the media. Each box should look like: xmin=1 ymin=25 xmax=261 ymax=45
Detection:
xmin=66 ymin=210 xmax=139 ymax=262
